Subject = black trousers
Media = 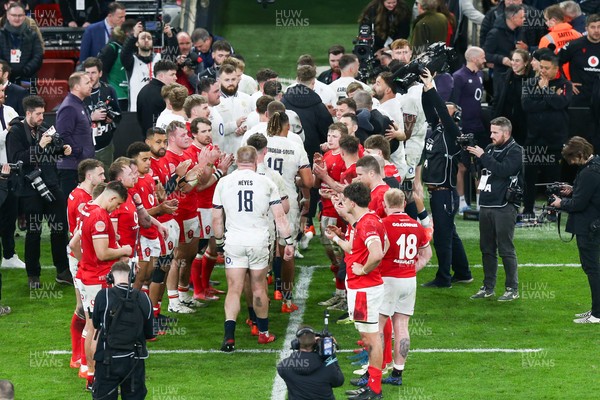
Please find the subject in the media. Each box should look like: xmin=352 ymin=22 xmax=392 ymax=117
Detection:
xmin=93 ymin=357 xmax=147 ymax=400
xmin=429 ymin=188 xmax=471 ymax=285
xmin=523 ymin=150 xmax=562 ymax=214
xmin=576 ymin=233 xmax=600 ymax=318
xmin=58 ymin=169 xmax=78 ymax=206
xmin=19 ymin=191 xmax=69 ymax=278
xmin=0 ymin=188 xmax=18 ymax=259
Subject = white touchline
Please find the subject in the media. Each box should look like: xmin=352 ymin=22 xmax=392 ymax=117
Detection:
xmin=47 ymin=348 xmax=544 ymax=355
xmin=270 ymin=265 xmax=315 ymax=400
xmin=28 ymin=263 xmax=583 ymax=270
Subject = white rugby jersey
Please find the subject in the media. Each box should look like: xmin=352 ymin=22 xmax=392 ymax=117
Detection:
xmin=265 ymin=135 xmax=310 ymax=202
xmin=213 ymin=168 xmax=281 ymax=247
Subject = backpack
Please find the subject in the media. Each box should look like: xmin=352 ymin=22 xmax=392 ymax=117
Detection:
xmin=105 ymin=287 xmax=145 ymax=353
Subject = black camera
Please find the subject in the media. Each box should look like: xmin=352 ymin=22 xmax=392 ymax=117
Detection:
xmin=25 ymin=169 xmax=55 ymax=203
xmin=290 ymin=311 xmax=337 ymax=360
xmin=352 ymin=23 xmax=382 ymax=83
xmin=92 ymin=96 xmax=121 ymax=128
xmin=8 ymin=160 xmax=23 ymax=173
xmin=391 ymin=42 xmax=456 ymax=93
xmin=456 ymin=133 xmax=475 ymax=149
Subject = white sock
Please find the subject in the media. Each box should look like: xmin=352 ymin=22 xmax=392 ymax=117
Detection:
xmin=394 ymin=363 xmax=405 ymax=370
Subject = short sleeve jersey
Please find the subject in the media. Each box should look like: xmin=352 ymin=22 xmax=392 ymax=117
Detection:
xmin=213 ymin=168 xmax=281 ymax=247
xmin=265 ymin=135 xmax=310 ymax=202
xmin=321 ymin=150 xmax=346 ymax=218
xmin=130 ymin=174 xmax=159 ymax=240
xmin=159 ymin=148 xmax=197 ymax=221
xmin=340 ymin=163 xmax=357 ymax=185
xmin=381 ymin=213 xmax=430 ymax=278
xmin=150 ymin=156 xmax=174 ymax=223
xmin=78 ymin=203 xmax=120 ymax=285
xmin=110 ymin=194 xmax=139 ymax=256
xmin=369 ymin=183 xmax=390 ymax=219
xmin=185 ymin=142 xmax=218 ymax=209
xmin=345 ymin=212 xmax=386 ymax=290
xmin=68 ymin=186 xmax=92 ymax=235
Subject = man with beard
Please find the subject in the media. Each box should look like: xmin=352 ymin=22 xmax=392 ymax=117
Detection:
xmin=197 ymin=40 xmax=233 ymax=80
xmin=198 ymin=77 xmax=226 ymax=150
xmin=215 ymin=64 xmax=253 ymax=155
xmin=121 ymin=21 xmax=177 ymax=114
xmin=186 ymin=117 xmax=232 ymax=301
xmin=372 ymin=72 xmax=407 ymax=180
xmin=318 ymin=45 xmax=345 ymax=85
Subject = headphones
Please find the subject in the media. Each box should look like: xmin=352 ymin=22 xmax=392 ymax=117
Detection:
xmin=105 ymin=269 xmax=115 ymax=285
xmin=290 ymin=327 xmax=316 ymax=350
xmin=446 ymin=102 xmax=462 ymax=124
xmin=104 ymin=262 xmax=135 ymax=286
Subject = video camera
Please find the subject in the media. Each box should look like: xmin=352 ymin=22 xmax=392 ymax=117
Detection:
xmin=391 ymin=42 xmax=456 ymax=93
xmin=352 ymin=23 xmax=383 ymax=83
xmin=291 ymin=311 xmax=337 ymax=360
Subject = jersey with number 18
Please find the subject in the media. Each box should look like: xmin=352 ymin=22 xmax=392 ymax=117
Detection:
xmin=212 ymin=168 xmax=282 ymax=247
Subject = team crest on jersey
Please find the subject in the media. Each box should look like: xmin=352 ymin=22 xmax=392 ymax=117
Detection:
xmin=95 ymin=221 xmax=105 ymax=232
xmin=133 ymin=212 xmax=139 ymax=224
xmin=144 ymin=247 xmax=151 ymax=257
xmin=148 ymin=194 xmax=155 ymax=206
xmin=589 ymin=56 xmax=599 ymax=68
xmin=169 ymin=163 xmax=176 ymax=173
xmin=187 ymin=230 xmax=194 ymax=239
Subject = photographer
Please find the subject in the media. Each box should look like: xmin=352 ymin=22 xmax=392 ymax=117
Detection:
xmin=6 ymin=95 xmax=72 ymax=288
xmin=550 ymin=137 xmax=600 ymax=323
xmin=420 ymin=68 xmax=472 ymax=288
xmin=92 ymin=261 xmax=154 ymax=399
xmin=0 ymin=163 xmax=12 ymax=316
xmin=467 ymin=117 xmax=523 ymax=301
xmin=83 ymin=57 xmax=121 ymax=172
xmin=277 ymin=326 xmax=344 ymax=400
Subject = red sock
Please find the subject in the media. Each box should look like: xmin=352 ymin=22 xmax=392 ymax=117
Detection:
xmin=367 ymin=365 xmax=382 ymax=394
xmin=191 ymin=256 xmax=203 ymax=296
xmin=153 ymin=305 xmax=160 ymax=319
xmin=80 ymin=334 xmax=87 ymax=367
xmin=201 ymin=252 xmax=217 ymax=290
xmin=383 ymin=318 xmax=393 ymax=367
xmin=70 ymin=313 xmax=85 ymax=362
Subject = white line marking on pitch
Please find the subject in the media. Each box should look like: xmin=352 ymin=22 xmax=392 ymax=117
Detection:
xmin=47 ymin=348 xmax=543 ymax=355
xmin=270 ymin=265 xmax=315 ymax=400
xmin=3 ymin=263 xmax=582 ymax=271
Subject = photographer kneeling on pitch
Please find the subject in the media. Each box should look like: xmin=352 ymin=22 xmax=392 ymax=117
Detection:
xmin=5 ymin=95 xmax=73 ymax=288
xmin=92 ymin=261 xmax=154 ymax=399
xmin=549 ymin=137 xmax=600 ymax=324
xmin=277 ymin=325 xmax=344 ymax=400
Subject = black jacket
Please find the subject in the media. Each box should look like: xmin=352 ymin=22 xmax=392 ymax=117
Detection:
xmin=0 ymin=24 xmax=43 ymax=83
xmin=480 ymin=2 xmax=545 ymax=51
xmin=4 ymin=81 xmax=27 ymax=116
xmin=421 ymin=87 xmax=462 ymax=187
xmin=5 ymin=117 xmax=64 ymax=197
xmin=483 ymin=17 xmax=523 ymax=76
xmin=83 ymin=82 xmax=121 ymax=150
xmin=493 ymin=68 xmax=534 ymax=145
xmin=136 ymin=79 xmax=165 ymax=137
xmin=562 ymin=156 xmax=600 ymax=235
xmin=282 ymin=84 xmax=333 ymax=163
xmin=317 ymin=69 xmax=337 ymax=85
xmin=478 ymin=138 xmax=523 ymax=207
xmin=93 ymin=284 xmax=154 ymax=361
xmin=521 ymin=75 xmax=572 ymax=150
xmin=276 ymin=351 xmax=344 ymax=400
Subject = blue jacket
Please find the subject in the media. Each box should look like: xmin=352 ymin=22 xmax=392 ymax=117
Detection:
xmin=79 ymin=19 xmax=110 ymax=62
xmin=56 ymin=93 xmax=95 ymax=170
